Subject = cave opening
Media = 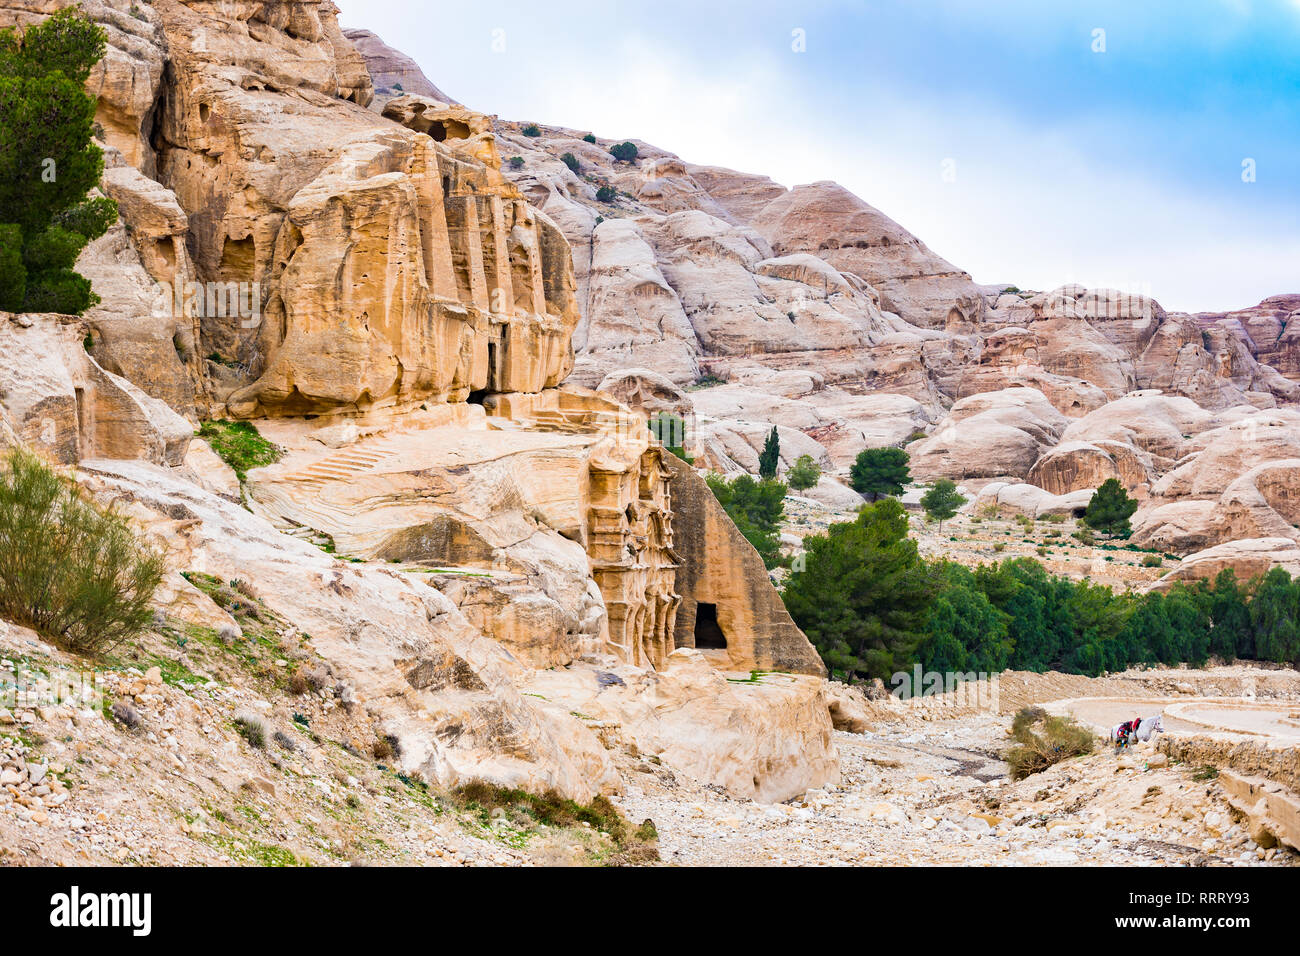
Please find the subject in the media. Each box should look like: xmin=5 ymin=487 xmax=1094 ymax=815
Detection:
xmin=693 ymin=603 xmax=727 ymax=649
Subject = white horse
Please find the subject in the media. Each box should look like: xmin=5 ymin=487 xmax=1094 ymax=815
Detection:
xmin=1109 ymin=715 xmax=1164 ymax=749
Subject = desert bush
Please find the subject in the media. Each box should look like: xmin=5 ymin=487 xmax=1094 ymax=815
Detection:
xmin=234 ymin=711 xmax=267 ymax=749
xmin=595 ymin=183 xmax=617 ymax=203
xmin=287 ymin=671 xmax=309 ymax=696
xmin=582 ymin=133 xmax=596 ymax=143
xmin=452 ymin=781 xmax=658 ymax=863
xmin=110 ymin=700 xmax=141 ymax=730
xmin=609 ymin=141 xmax=638 ymax=162
xmin=560 ymin=152 xmax=580 ymax=172
xmin=1141 ymin=553 xmax=1163 ymax=568
xmin=0 ymin=447 xmax=162 ymax=654
xmin=1005 ymin=707 xmax=1096 ymax=780
xmin=302 ymin=664 xmax=332 ymax=692
xmin=521 ymin=124 xmax=541 ymax=137
xmin=508 ymin=155 xmax=524 ymax=169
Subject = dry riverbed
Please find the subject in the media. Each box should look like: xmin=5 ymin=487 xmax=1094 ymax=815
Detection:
xmin=616 ymin=714 xmax=1298 ymax=867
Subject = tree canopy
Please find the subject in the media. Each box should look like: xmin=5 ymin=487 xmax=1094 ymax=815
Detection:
xmin=1082 ymin=478 xmax=1138 ymax=536
xmin=849 ymin=447 xmax=910 ymax=500
xmin=782 ymin=498 xmax=936 ymax=681
xmin=921 ymin=478 xmax=966 ymax=530
xmin=706 ymin=473 xmax=787 ymax=570
xmin=786 ymin=454 xmax=821 ymax=492
xmin=0 ymin=8 xmax=115 ymax=315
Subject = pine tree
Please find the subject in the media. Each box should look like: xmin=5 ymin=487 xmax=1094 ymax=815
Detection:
xmin=0 ymin=8 xmax=115 ymax=315
xmin=758 ymin=426 xmax=780 ymax=480
xmin=782 ymin=498 xmax=935 ymax=681
xmin=1082 ymin=478 xmax=1138 ymax=536
xmin=849 ymin=447 xmax=910 ymax=500
xmin=921 ymin=478 xmax=966 ymax=530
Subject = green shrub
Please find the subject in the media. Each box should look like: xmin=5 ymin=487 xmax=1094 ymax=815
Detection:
xmin=197 ymin=420 xmax=282 ymax=482
xmin=560 ymin=152 xmax=580 ymax=172
xmin=1005 ymin=707 xmax=1096 ymax=780
xmin=1141 ymin=553 xmax=1163 ymax=568
xmin=609 ymin=141 xmax=638 ymax=162
xmin=509 ymin=155 xmax=524 ymax=169
xmin=0 ymin=447 xmax=162 ymax=654
xmin=521 ymin=124 xmax=541 ymax=137
xmin=786 ymin=454 xmax=821 ymax=492
xmin=582 ymin=133 xmax=597 ymax=144
xmin=706 ymin=472 xmax=786 ymax=570
xmin=595 ymin=183 xmax=617 ymax=203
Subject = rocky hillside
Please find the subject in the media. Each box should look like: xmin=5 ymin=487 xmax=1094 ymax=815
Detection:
xmin=0 ymin=0 xmax=837 ymax=818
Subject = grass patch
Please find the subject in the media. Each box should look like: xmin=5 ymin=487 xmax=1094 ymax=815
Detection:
xmin=1005 ymin=707 xmax=1097 ymax=780
xmin=197 ymin=420 xmax=282 ymax=482
xmin=451 ymin=781 xmax=658 ymax=865
xmin=203 ymin=834 xmax=304 ymax=867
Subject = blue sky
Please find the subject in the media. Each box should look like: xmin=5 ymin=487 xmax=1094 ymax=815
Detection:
xmin=335 ymin=0 xmax=1300 ymax=311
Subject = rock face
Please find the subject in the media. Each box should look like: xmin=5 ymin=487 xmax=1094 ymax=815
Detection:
xmin=0 ymin=313 xmax=191 ymax=466
xmin=908 ymin=388 xmax=1066 ymax=481
xmin=527 ymin=650 xmax=839 ymax=803
xmin=341 ymin=27 xmax=458 ymax=103
xmin=750 ymin=180 xmax=987 ymax=330
xmin=664 ymin=455 xmax=826 ymax=677
xmin=80 ymin=458 xmax=623 ymax=801
xmin=0 ymin=2 xmax=839 ymax=806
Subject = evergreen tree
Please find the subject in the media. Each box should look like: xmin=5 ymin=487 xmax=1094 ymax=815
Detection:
xmin=919 ymin=562 xmax=1012 ymax=674
xmin=758 ymin=426 xmax=780 ymax=480
xmin=920 ymin=478 xmax=966 ymax=530
xmin=1207 ymin=569 xmax=1252 ymax=661
xmin=786 ymin=454 xmax=821 ymax=492
xmin=1082 ymin=478 xmax=1138 ymax=536
xmin=1249 ymin=567 xmax=1300 ymax=664
xmin=706 ymin=473 xmax=786 ymax=569
xmin=782 ymin=498 xmax=935 ymax=681
xmin=848 ymin=447 xmax=910 ymax=500
xmin=0 ymin=8 xmax=114 ymax=314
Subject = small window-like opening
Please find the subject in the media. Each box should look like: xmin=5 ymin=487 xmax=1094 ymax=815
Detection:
xmin=693 ymin=603 xmax=727 ymax=649
xmin=467 ymin=389 xmax=488 ymax=405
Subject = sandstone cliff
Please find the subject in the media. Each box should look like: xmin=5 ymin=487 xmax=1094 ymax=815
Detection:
xmin=0 ymin=0 xmax=836 ymax=805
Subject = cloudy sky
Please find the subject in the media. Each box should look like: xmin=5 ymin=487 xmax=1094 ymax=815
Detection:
xmin=335 ymin=0 xmax=1300 ymax=312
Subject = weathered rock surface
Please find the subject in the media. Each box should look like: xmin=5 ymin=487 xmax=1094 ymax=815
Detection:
xmin=0 ymin=313 xmax=191 ymax=466
xmin=663 ymin=454 xmax=826 ymax=677
xmin=527 ymin=650 xmax=838 ymax=803
xmin=908 ymin=388 xmax=1067 ymax=481
xmin=79 ymin=458 xmax=622 ymax=800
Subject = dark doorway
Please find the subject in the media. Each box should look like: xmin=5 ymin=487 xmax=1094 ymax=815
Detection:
xmin=693 ymin=603 xmax=727 ymax=649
